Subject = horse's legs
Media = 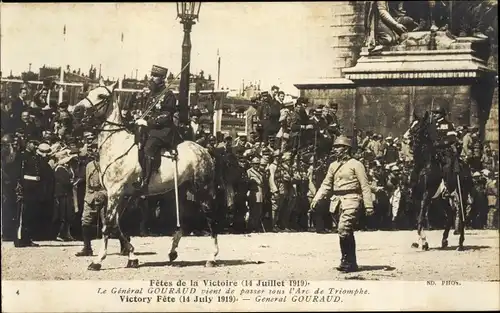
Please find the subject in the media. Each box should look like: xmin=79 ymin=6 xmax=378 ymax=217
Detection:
xmin=113 ymin=212 xmax=138 ymax=268
xmin=413 ymin=192 xmax=430 ymax=250
xmin=88 ymin=192 xmax=122 ymax=271
xmin=441 ymin=199 xmax=454 ymax=248
xmin=204 ymin=200 xmax=219 ymax=267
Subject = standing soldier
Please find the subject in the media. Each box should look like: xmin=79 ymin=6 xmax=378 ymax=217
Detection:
xmin=53 ymin=153 xmax=77 ymax=241
xmin=247 ymin=157 xmax=265 ymax=233
xmin=15 ymin=138 xmax=45 ymax=247
xmin=310 ymin=136 xmax=374 ymax=272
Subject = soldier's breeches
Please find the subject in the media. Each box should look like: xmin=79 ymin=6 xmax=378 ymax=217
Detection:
xmin=338 ymin=207 xmax=358 ymax=239
xmin=82 ymin=199 xmax=105 ymax=227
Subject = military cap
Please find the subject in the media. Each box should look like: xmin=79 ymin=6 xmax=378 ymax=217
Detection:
xmin=386 ymin=136 xmax=393 ymax=141
xmin=36 ymin=143 xmax=52 ymax=157
xmin=58 ymin=101 xmax=69 ymax=109
xmin=333 ymin=136 xmax=352 ymax=148
xmin=237 ymin=132 xmax=247 ymax=137
xmin=151 ymin=65 xmax=168 ymax=77
xmin=251 ymin=157 xmax=260 ymax=164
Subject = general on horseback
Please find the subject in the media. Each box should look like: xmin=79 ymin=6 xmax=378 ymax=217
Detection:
xmin=134 ymin=65 xmax=180 ymax=195
xmin=70 ymin=69 xmax=220 ymax=271
xmin=404 ymin=101 xmax=473 ymax=251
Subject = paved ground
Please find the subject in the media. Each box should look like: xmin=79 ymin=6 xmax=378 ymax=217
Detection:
xmin=2 ymin=230 xmax=499 ymax=281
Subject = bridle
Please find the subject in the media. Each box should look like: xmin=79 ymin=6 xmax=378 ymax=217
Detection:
xmin=80 ymin=86 xmax=126 ymax=131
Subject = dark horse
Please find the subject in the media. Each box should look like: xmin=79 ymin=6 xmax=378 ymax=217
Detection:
xmin=405 ymin=111 xmax=472 ymax=251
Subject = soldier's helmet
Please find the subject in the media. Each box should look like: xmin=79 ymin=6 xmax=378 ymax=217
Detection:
xmin=432 ymin=105 xmax=446 ymax=115
xmin=332 ymin=136 xmax=352 ymax=148
xmin=1 ymin=134 xmax=14 ymax=145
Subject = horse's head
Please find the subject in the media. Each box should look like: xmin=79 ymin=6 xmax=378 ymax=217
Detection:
xmin=404 ymin=111 xmax=437 ymax=154
xmin=71 ymin=78 xmax=118 ymax=123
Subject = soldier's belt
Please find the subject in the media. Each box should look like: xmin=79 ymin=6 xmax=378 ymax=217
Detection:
xmin=23 ymin=175 xmax=40 ymax=181
xmin=332 ymin=189 xmax=361 ymax=196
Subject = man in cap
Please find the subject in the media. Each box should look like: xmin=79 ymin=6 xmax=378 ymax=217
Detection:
xmin=461 ymin=126 xmax=474 ymax=161
xmin=14 ymin=138 xmax=45 ymax=247
xmin=310 ymin=136 xmax=374 ymax=272
xmin=134 ymin=65 xmax=179 ymax=194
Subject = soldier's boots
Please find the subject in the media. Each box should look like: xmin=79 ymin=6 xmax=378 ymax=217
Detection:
xmin=135 ymin=157 xmax=154 ymax=193
xmin=75 ymin=226 xmax=93 ymax=257
xmin=337 ymin=235 xmax=359 ymax=273
xmin=120 ymin=236 xmax=131 ymax=256
xmin=336 ymin=237 xmax=348 ymax=271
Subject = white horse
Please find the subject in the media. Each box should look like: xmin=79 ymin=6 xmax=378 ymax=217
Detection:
xmin=71 ymin=79 xmax=219 ymax=270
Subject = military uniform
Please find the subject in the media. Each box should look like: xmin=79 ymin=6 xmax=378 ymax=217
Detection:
xmin=432 ymin=109 xmax=459 ymax=189
xmin=136 ymin=65 xmax=179 ymax=192
xmin=311 ymin=136 xmax=374 ymax=272
xmin=15 ymin=149 xmax=45 ymax=247
xmin=76 ymin=159 xmax=105 ymax=256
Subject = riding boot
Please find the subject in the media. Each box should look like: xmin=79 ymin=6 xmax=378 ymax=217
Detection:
xmin=119 ymin=235 xmax=130 ymax=255
xmin=75 ymin=226 xmax=93 ymax=256
xmin=344 ymin=234 xmax=359 ymax=272
xmin=336 ymin=237 xmax=348 ymax=271
xmin=139 ymin=157 xmax=154 ymax=193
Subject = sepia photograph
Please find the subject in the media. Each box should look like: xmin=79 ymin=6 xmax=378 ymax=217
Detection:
xmin=1 ymin=1 xmax=499 ymax=311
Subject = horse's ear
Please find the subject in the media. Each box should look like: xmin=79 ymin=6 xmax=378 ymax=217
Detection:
xmin=423 ymin=111 xmax=429 ymax=120
xmin=108 ymin=81 xmax=118 ymax=91
xmin=98 ymin=77 xmax=105 ymax=86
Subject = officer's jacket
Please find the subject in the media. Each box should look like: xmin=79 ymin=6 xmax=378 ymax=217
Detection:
xmin=147 ymin=87 xmax=177 ymax=128
xmin=85 ymin=160 xmax=103 ymax=193
xmin=313 ymin=158 xmax=373 ymax=210
xmin=434 ymin=118 xmax=455 ymax=145
xmin=247 ymin=167 xmax=265 ymax=203
xmin=19 ymin=151 xmax=44 ymax=194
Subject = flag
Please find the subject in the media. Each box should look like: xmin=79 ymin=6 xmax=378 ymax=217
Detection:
xmin=63 ymin=24 xmax=66 ymax=35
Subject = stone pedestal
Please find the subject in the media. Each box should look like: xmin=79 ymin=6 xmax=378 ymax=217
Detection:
xmin=342 ymin=31 xmax=496 ymax=140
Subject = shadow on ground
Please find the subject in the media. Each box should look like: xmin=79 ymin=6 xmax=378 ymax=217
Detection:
xmin=429 ymin=245 xmax=491 ymax=251
xmin=139 ymin=259 xmax=265 ymax=268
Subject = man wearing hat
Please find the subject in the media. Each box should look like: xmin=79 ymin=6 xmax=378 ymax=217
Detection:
xmin=186 ymin=108 xmax=204 ymax=142
xmin=310 ymin=136 xmax=374 ymax=272
xmin=134 ymin=65 xmax=179 ymax=194
xmin=14 ymin=138 xmax=45 ymax=247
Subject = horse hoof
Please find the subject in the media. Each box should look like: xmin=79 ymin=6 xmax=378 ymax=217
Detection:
xmin=411 ymin=243 xmax=419 ymax=249
xmin=169 ymin=252 xmax=178 ymax=263
xmin=87 ymin=262 xmax=101 ymax=271
xmin=205 ymin=260 xmax=217 ymax=268
xmin=456 ymin=246 xmax=464 ymax=251
xmin=422 ymin=243 xmax=429 ymax=251
xmin=441 ymin=240 xmax=448 ymax=248
xmin=126 ymin=259 xmax=139 ymax=268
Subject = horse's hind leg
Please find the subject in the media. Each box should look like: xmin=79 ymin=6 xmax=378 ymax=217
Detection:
xmin=115 ymin=213 xmax=138 ymax=268
xmin=204 ymin=200 xmax=219 ymax=267
xmin=441 ymin=199 xmax=454 ymax=249
xmin=457 ymin=198 xmax=466 ymax=251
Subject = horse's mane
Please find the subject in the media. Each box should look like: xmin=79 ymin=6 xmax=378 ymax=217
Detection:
xmin=410 ymin=111 xmax=437 ymax=166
